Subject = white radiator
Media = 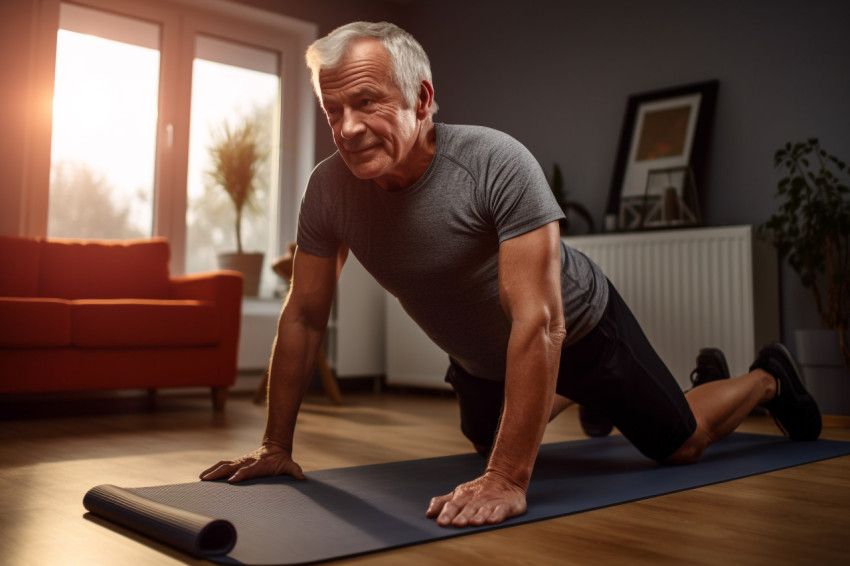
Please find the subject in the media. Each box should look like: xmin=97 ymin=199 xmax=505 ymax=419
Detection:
xmin=564 ymin=225 xmax=779 ymax=389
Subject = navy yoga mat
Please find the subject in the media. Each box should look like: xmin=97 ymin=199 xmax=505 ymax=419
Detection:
xmin=84 ymin=433 xmax=850 ymax=565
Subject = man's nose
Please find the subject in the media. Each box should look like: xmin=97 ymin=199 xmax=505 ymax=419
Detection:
xmin=339 ymin=108 xmax=365 ymax=140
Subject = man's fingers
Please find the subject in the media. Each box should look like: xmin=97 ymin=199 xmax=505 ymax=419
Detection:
xmin=480 ymin=502 xmax=510 ymax=525
xmin=466 ymin=505 xmax=493 ymax=527
xmin=427 ymin=489 xmax=484 ymax=526
xmin=284 ymin=461 xmax=307 ymax=480
xmin=225 ymin=456 xmax=306 ymax=483
xmin=425 ymin=494 xmax=449 ymax=518
xmin=201 ymin=444 xmax=306 ymax=484
xmin=445 ymin=500 xmax=512 ymax=528
xmin=448 ymin=500 xmax=489 ymax=527
xmin=200 ymin=461 xmax=240 ymax=481
xmin=426 ymin=473 xmax=529 ymax=528
xmin=437 ymin=498 xmax=468 ymax=527
xmin=228 ymin=459 xmax=261 ymax=483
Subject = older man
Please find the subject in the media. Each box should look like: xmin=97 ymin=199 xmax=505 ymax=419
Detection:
xmin=202 ymin=21 xmax=821 ymax=528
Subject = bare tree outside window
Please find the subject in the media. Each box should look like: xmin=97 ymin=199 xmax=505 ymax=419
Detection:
xmin=48 ymin=161 xmax=149 ymax=240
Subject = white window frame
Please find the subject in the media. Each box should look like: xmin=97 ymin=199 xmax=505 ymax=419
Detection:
xmin=25 ymin=0 xmax=316 ymax=275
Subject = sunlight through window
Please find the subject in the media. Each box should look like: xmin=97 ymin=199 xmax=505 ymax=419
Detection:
xmin=48 ymin=4 xmax=159 ymax=239
xmin=186 ymin=36 xmax=280 ymax=297
xmin=41 ymin=0 xmax=312 ymax=299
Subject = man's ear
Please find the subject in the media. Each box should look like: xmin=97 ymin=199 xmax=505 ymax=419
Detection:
xmin=416 ymin=80 xmax=435 ymax=119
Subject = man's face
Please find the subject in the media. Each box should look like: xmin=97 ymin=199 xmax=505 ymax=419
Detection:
xmin=319 ymin=39 xmax=423 ymax=190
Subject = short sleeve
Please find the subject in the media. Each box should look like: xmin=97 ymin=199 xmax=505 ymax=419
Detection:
xmin=295 ymin=158 xmax=342 ymax=258
xmin=481 ymin=133 xmax=564 ymax=243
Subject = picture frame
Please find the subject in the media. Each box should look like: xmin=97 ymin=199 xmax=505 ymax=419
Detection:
xmin=605 ymin=80 xmax=718 ymax=230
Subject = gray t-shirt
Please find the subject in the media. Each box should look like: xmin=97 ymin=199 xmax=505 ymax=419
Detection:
xmin=297 ymin=123 xmax=608 ymax=380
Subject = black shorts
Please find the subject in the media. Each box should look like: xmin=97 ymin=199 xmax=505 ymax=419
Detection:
xmin=444 ymin=280 xmax=697 ymax=462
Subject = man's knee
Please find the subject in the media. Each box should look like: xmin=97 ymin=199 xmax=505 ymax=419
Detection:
xmin=663 ymin=429 xmax=709 ymax=465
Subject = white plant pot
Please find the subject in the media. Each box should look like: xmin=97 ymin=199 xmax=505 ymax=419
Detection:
xmin=795 ymin=329 xmax=850 ymax=417
xmin=218 ymin=252 xmax=264 ymax=297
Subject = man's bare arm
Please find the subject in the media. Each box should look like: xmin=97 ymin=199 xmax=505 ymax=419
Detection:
xmin=200 ymin=246 xmax=346 ymax=483
xmin=427 ymin=221 xmax=566 ymax=526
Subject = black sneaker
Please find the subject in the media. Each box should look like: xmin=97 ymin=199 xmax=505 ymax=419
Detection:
xmin=689 ymin=347 xmax=730 ymax=389
xmin=579 ymin=405 xmax=614 ymax=437
xmin=750 ymin=342 xmax=822 ymax=441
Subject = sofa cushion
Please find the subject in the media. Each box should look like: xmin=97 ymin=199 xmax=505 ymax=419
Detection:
xmin=0 ymin=297 xmax=71 ymax=347
xmin=70 ymin=299 xmax=220 ymax=347
xmin=39 ymin=238 xmax=171 ymax=300
xmin=0 ymin=236 xmax=42 ymax=297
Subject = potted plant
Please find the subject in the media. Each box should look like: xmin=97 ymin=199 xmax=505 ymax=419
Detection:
xmin=761 ymin=138 xmax=849 ymax=416
xmin=549 ymin=164 xmax=595 ymax=235
xmin=206 ymin=118 xmax=267 ymax=296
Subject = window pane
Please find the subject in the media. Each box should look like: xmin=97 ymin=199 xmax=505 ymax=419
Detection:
xmin=48 ymin=4 xmax=159 ymax=239
xmin=185 ymin=35 xmax=280 ymax=297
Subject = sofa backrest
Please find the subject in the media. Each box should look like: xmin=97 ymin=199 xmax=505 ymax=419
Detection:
xmin=0 ymin=236 xmax=172 ymax=299
xmin=0 ymin=236 xmax=42 ymax=297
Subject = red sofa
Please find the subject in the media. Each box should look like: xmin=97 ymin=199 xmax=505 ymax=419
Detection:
xmin=0 ymin=236 xmax=243 ymax=410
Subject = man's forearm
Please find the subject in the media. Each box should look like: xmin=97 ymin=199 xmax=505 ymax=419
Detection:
xmin=485 ymin=321 xmax=564 ymax=490
xmin=262 ymin=317 xmax=327 ymax=449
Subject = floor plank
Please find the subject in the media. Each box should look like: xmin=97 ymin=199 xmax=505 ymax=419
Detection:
xmin=1 ymin=389 xmax=848 ymax=566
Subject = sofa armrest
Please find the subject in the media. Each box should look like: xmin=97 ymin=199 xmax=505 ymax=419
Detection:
xmin=171 ymin=270 xmax=244 ymax=384
xmin=171 ymin=270 xmax=243 ymax=302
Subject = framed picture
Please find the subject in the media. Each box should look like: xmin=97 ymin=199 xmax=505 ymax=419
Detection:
xmin=605 ymin=80 xmax=718 ymax=230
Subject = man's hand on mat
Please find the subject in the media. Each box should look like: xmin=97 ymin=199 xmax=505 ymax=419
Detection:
xmin=200 ymin=443 xmax=306 ymax=483
xmin=425 ymin=470 xmax=527 ymax=527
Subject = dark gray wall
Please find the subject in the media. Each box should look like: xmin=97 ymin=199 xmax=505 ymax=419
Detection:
xmin=404 ymin=0 xmax=849 ymax=229
xmin=399 ymin=0 xmax=849 ymax=351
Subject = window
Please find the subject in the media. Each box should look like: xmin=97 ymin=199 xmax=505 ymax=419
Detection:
xmin=185 ymin=36 xmax=280 ymax=295
xmin=31 ymin=0 xmax=316 ymax=297
xmin=48 ymin=4 xmax=159 ymax=239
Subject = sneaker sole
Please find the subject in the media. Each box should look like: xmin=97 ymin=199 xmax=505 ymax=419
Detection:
xmin=762 ymin=342 xmax=821 ymax=441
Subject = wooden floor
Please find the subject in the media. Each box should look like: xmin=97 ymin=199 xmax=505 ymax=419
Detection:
xmin=1 ymin=387 xmax=849 ymax=566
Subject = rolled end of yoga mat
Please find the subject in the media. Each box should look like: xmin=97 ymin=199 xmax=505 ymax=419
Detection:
xmin=83 ymin=484 xmax=236 ymax=558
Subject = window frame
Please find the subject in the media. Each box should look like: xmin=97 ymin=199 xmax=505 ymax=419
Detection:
xmin=26 ymin=0 xmax=316 ymax=276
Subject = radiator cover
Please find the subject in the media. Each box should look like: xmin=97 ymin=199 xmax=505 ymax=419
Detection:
xmin=564 ymin=225 xmax=779 ymax=387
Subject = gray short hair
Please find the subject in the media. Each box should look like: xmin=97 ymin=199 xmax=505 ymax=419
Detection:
xmin=305 ymin=21 xmax=438 ymax=114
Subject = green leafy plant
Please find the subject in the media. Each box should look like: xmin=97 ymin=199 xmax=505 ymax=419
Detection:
xmin=206 ymin=119 xmax=266 ymax=254
xmin=761 ymin=138 xmax=849 ymax=368
xmin=549 ymin=164 xmax=595 ymax=235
